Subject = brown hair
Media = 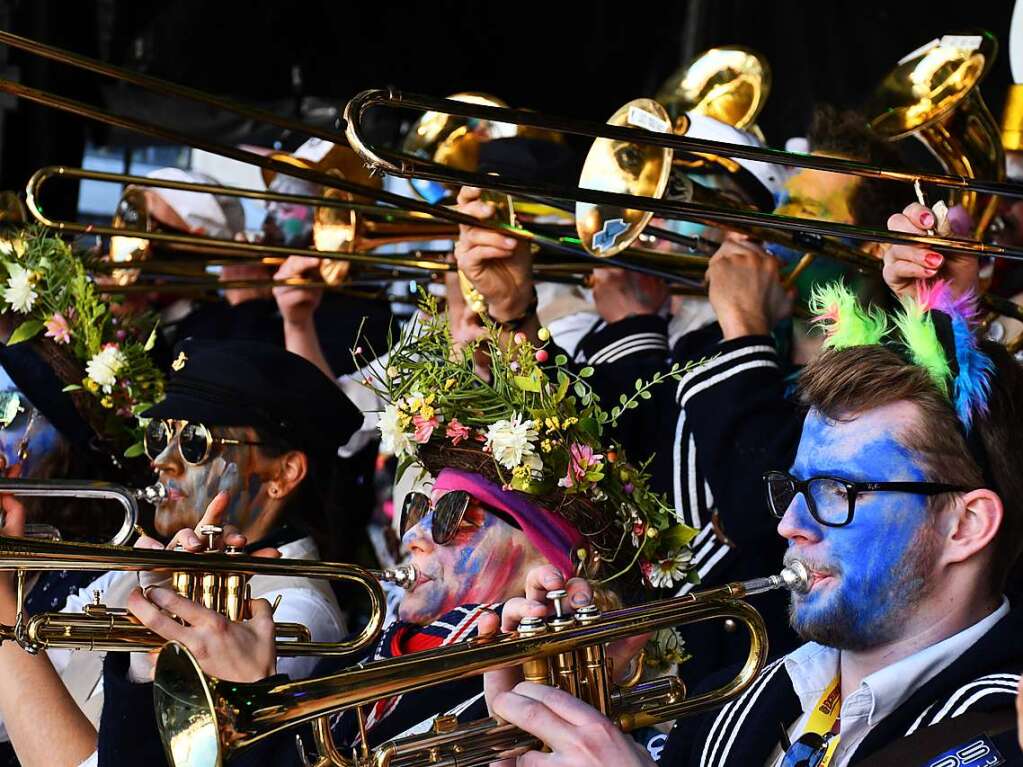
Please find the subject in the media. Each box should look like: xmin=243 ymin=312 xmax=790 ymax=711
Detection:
xmin=807 ymin=105 xmax=912 ymax=229
xmin=798 ymin=343 xmax=1023 ymax=593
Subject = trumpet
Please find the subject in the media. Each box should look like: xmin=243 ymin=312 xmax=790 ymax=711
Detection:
xmin=0 ymin=477 xmax=166 ymax=545
xmin=0 ymin=524 xmax=414 ymax=657
xmin=152 ymin=563 xmax=810 ymax=767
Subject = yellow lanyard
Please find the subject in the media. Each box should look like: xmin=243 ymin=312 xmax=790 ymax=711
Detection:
xmin=800 ymin=676 xmax=842 ymax=767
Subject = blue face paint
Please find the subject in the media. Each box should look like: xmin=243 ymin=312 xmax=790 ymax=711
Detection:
xmin=782 ymin=406 xmax=939 ymax=650
xmin=0 ymin=367 xmax=63 ymax=477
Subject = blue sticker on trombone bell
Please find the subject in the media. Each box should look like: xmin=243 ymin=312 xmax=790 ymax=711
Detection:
xmin=926 ymin=736 xmax=1003 ymax=767
xmin=592 ymin=218 xmax=629 ymax=253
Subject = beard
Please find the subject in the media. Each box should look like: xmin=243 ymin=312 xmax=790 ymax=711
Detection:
xmin=788 ymin=521 xmax=941 ymax=651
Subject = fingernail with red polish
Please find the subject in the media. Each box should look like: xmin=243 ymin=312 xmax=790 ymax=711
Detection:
xmin=924 ymin=252 xmax=943 ymax=268
xmin=921 ymin=212 xmax=934 ymax=227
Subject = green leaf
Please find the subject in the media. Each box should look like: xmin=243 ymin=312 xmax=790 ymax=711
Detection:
xmin=123 ymin=442 xmax=146 ymax=458
xmin=579 ymin=366 xmax=594 ymax=378
xmin=6 ymin=319 xmax=44 ymax=345
xmin=514 ymin=372 xmax=542 ymax=393
xmin=555 ymin=354 xmax=568 ymax=367
xmin=61 ymin=384 xmax=82 ymax=392
xmin=573 ymin=381 xmax=586 ymax=398
xmin=635 ymin=378 xmax=643 ymax=391
xmin=661 ymin=523 xmax=700 ymax=550
xmin=626 ymin=400 xmax=638 ymax=409
xmin=143 ymin=325 xmax=158 ymax=352
xmin=640 ymin=390 xmax=652 ymax=400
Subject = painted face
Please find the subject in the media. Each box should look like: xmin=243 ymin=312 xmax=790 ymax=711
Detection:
xmin=778 ymin=404 xmax=941 ymax=650
xmin=0 ymin=367 xmax=63 ymax=478
xmin=769 ymin=156 xmax=862 ymax=301
xmin=398 ymin=493 xmax=541 ymax=625
xmin=151 ymin=424 xmax=272 ymax=537
xmin=263 ymin=175 xmax=318 ymax=248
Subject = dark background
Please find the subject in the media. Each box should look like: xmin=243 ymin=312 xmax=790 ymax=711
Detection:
xmin=0 ymin=0 xmax=1016 ymax=215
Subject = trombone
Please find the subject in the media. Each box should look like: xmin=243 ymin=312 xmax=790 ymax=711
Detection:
xmin=152 ymin=563 xmax=810 ymax=767
xmin=343 ymin=89 xmax=1023 ymax=263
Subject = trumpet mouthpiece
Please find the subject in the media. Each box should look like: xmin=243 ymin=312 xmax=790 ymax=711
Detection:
xmin=381 ymin=564 xmax=418 ymax=590
xmin=780 ymin=560 xmax=811 ymax=595
xmin=135 ymin=483 xmax=168 ymax=504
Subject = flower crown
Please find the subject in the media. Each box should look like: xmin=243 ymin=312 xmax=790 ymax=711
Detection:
xmin=358 ymin=295 xmax=703 ymax=592
xmin=809 ymin=280 xmax=993 ymax=430
xmin=0 ymin=226 xmax=165 ymax=462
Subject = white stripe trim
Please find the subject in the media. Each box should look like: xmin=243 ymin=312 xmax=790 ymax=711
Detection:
xmin=686 ymin=433 xmax=701 ymax=528
xmin=677 ymin=344 xmax=776 ymax=399
xmin=908 ymin=674 xmax=1021 ymax=733
xmin=680 ymin=359 xmax=780 ymax=409
xmin=716 ymin=660 xmax=788 ymax=767
xmin=948 ymin=684 xmax=1019 ymax=719
xmin=587 ymin=332 xmax=667 ymax=364
xmin=672 ymin=408 xmax=686 ymax=525
xmin=593 ymin=341 xmax=671 ymax=365
xmin=695 ymin=544 xmax=730 ymax=580
xmin=702 ymin=659 xmax=785 ymax=767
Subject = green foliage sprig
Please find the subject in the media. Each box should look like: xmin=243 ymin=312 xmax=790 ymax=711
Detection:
xmin=0 ymin=227 xmax=164 ymax=456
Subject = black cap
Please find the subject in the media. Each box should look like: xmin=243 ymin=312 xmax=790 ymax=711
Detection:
xmin=141 ymin=339 xmax=363 ymax=459
xmin=0 ymin=343 xmax=94 ymax=448
xmin=478 ymin=137 xmax=580 ymax=187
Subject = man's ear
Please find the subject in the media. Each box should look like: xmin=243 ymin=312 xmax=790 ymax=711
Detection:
xmin=272 ymin=450 xmax=308 ymax=500
xmin=941 ymin=489 xmax=1002 ymax=566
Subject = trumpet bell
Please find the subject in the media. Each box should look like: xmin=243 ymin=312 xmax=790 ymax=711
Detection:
xmin=576 ymin=99 xmax=677 ymax=258
xmin=656 ymin=45 xmax=771 ymax=132
xmin=155 ymin=642 xmax=221 ymax=767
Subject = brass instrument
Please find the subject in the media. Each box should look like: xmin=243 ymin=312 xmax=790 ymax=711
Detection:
xmin=656 ymin=45 xmax=771 ymax=141
xmin=0 ymin=527 xmax=414 ymax=657
xmin=344 ymin=89 xmax=1023 ymax=263
xmin=153 ymin=563 xmax=809 ymax=767
xmin=0 ymin=477 xmax=164 ymax=545
xmin=866 ymin=31 xmax=1005 ymax=238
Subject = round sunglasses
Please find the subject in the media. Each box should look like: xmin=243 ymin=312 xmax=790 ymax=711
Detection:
xmin=400 ymin=490 xmax=520 ymax=545
xmin=143 ymin=419 xmax=268 ymax=466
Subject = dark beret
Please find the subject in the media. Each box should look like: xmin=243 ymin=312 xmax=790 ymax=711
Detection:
xmin=141 ymin=339 xmax=363 ymax=459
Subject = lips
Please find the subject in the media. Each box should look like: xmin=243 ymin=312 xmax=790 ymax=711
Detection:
xmin=163 ymin=486 xmax=186 ymax=501
xmin=409 ymin=570 xmax=434 ymax=592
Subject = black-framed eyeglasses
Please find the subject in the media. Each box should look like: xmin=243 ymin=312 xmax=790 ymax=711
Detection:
xmin=143 ymin=419 xmax=268 ymax=466
xmin=400 ymin=490 xmax=520 ymax=545
xmin=763 ymin=470 xmax=967 ymax=528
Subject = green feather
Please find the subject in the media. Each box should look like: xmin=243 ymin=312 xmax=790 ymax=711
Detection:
xmin=894 ymin=295 xmax=951 ymax=394
xmin=809 ymin=282 xmax=888 ymax=349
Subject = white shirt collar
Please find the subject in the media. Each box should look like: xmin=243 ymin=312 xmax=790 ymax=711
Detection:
xmin=784 ymin=597 xmax=1009 ymax=727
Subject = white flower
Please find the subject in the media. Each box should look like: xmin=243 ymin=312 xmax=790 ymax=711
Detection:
xmin=378 ymin=404 xmax=415 ymax=457
xmin=647 ymin=549 xmax=694 ymax=589
xmin=86 ymin=345 xmax=126 ymax=391
xmin=485 ymin=414 xmax=539 ymax=470
xmin=3 ymin=264 xmax=37 ymax=314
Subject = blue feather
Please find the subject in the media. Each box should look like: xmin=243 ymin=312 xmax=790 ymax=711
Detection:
xmin=950 ymin=313 xmax=993 ymax=430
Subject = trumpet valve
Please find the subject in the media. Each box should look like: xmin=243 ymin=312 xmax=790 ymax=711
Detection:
xmin=196 ymin=524 xmax=223 ymax=551
xmin=517 ymin=616 xmax=552 ymax=686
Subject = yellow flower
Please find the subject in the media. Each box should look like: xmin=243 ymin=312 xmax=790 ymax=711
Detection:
xmin=444 ymin=378 xmax=456 ymax=391
xmin=512 ymin=465 xmax=529 ymax=479
xmin=84 ymin=378 xmax=99 ymax=394
xmin=419 ymin=404 xmax=435 ymax=421
xmin=563 ymin=416 xmax=578 ymax=427
xmin=541 ymin=439 xmax=553 ymax=453
xmin=544 ymin=417 xmax=559 ymax=431
xmin=100 ymin=396 xmax=114 ymax=409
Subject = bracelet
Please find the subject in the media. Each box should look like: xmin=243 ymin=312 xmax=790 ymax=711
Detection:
xmin=487 ymin=288 xmax=538 ymax=332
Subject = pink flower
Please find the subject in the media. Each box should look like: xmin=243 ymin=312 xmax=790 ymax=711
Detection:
xmin=44 ymin=312 xmax=71 ymax=344
xmin=446 ymin=418 xmax=471 ymax=445
xmin=558 ymin=442 xmax=603 ymax=489
xmin=412 ymin=414 xmax=438 ymax=444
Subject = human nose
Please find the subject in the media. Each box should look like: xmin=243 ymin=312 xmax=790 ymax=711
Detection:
xmin=776 ymin=490 xmax=821 ymax=545
xmin=151 ymin=431 xmax=183 ymax=476
xmin=402 ymin=511 xmax=436 ymax=556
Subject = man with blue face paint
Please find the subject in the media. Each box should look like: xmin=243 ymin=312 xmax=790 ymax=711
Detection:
xmin=479 ymin=306 xmax=1023 ymax=766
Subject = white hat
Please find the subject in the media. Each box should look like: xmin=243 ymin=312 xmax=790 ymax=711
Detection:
xmin=683 ymin=112 xmax=787 ymax=205
xmin=144 ymin=168 xmax=245 ymax=240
